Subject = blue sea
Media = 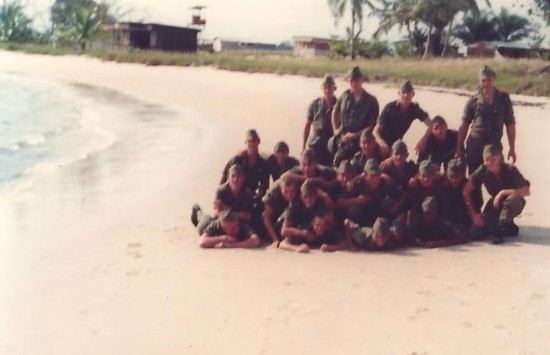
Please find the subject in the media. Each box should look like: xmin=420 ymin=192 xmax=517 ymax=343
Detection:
xmin=0 ymin=73 xmax=116 ymax=186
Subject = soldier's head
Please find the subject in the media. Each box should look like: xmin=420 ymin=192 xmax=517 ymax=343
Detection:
xmin=337 ymin=160 xmax=356 ymax=186
xmin=391 ymin=139 xmax=409 ymax=166
xmin=364 ymin=158 xmax=382 ymax=188
xmin=360 ymin=130 xmax=378 ymax=156
xmin=300 ymin=149 xmax=318 ymax=177
xmin=228 ymin=164 xmax=245 ymax=191
xmin=483 ymin=144 xmax=503 ymax=173
xmin=245 ymin=129 xmax=260 ymax=153
xmin=372 ymin=217 xmax=391 ymax=247
xmin=279 ymin=175 xmax=298 ymax=203
xmin=398 ymin=80 xmax=415 ymax=106
xmin=419 ymin=160 xmax=438 ymax=187
xmin=321 ymin=75 xmax=337 ymax=98
xmin=300 ymin=179 xmax=318 ymax=208
xmin=479 ymin=65 xmax=496 ymax=91
xmin=446 ymin=158 xmax=466 ymax=187
xmin=346 ymin=66 xmax=364 ymax=92
xmin=431 ymin=115 xmax=448 ymax=141
xmin=273 ymin=141 xmax=290 ymax=165
xmin=219 ymin=210 xmax=241 ymax=236
xmin=312 ymin=213 xmax=329 ymax=237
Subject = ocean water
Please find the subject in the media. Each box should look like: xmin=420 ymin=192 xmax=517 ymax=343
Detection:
xmin=0 ymin=73 xmax=116 ymax=186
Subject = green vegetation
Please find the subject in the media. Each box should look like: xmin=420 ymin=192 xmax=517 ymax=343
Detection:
xmin=2 ymin=42 xmax=549 ymax=96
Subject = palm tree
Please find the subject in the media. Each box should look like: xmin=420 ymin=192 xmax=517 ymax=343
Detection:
xmin=454 ymin=11 xmax=500 ymax=45
xmin=372 ymin=0 xmax=418 ymax=55
xmin=0 ymin=1 xmax=33 ymax=42
xmin=71 ymin=7 xmax=101 ymax=50
xmin=494 ymin=7 xmax=532 ymax=42
xmin=327 ymin=0 xmax=378 ymax=59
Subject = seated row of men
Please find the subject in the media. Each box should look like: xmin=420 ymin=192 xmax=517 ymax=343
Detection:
xmin=191 ymin=131 xmax=530 ymax=250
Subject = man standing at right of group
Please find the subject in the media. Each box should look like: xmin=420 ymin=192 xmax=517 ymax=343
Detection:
xmin=303 ymin=75 xmax=337 ymax=166
xmin=330 ymin=66 xmax=379 ymax=167
xmin=456 ymin=65 xmax=517 ymax=174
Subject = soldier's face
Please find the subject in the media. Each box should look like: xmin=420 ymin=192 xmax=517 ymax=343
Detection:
xmin=302 ymin=194 xmax=316 ymax=208
xmin=432 ymin=123 xmax=447 ymax=141
xmin=420 ymin=173 xmax=435 ymax=187
xmin=323 ymin=84 xmax=336 ymax=98
xmin=349 ymin=78 xmax=362 ymax=91
xmin=399 ymin=90 xmax=414 ymax=105
xmin=392 ymin=152 xmax=408 ymax=166
xmin=301 ymin=160 xmax=317 ymax=177
xmin=229 ymin=172 xmax=244 ymax=190
xmin=365 ymin=173 xmax=381 ymax=188
xmin=480 ymin=76 xmax=495 ymax=91
xmin=312 ymin=217 xmax=328 ymax=237
xmin=246 ymin=138 xmax=260 ymax=152
xmin=484 ymin=154 xmax=502 ymax=172
xmin=448 ymin=175 xmax=464 ymax=187
xmin=361 ymin=139 xmax=377 ymax=155
xmin=281 ymin=185 xmax=296 ymax=202
xmin=274 ymin=150 xmax=289 ymax=165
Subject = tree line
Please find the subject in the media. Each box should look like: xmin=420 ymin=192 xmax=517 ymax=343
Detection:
xmin=327 ymin=0 xmax=550 ymax=59
xmin=0 ymin=0 xmax=118 ymax=50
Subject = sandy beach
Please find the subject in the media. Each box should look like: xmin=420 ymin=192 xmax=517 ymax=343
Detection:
xmin=1 ymin=50 xmax=550 ymax=355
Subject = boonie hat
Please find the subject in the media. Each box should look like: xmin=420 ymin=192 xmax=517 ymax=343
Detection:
xmin=337 ymin=160 xmax=355 ymax=175
xmin=360 ymin=129 xmax=375 ymax=143
xmin=300 ymin=179 xmax=317 ymax=197
xmin=322 ymin=74 xmax=336 ymax=87
xmin=274 ymin=141 xmax=289 ymax=153
xmin=245 ymin=129 xmax=260 ymax=141
xmin=373 ymin=217 xmax=390 ymax=236
xmin=228 ymin=163 xmax=244 ymax=176
xmin=301 ymin=148 xmax=317 ymax=164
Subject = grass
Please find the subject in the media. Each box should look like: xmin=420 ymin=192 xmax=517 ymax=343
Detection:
xmin=2 ymin=42 xmax=549 ymax=97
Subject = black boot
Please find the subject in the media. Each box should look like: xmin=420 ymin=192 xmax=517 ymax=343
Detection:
xmin=501 ymin=222 xmax=519 ymax=237
xmin=191 ymin=204 xmax=201 ymax=227
xmin=491 ymin=225 xmax=505 ymax=245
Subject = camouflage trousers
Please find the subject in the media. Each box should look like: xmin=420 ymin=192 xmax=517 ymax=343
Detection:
xmin=469 ymin=194 xmax=526 ymax=239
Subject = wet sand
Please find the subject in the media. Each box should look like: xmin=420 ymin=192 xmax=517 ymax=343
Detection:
xmin=1 ymin=50 xmax=550 ymax=355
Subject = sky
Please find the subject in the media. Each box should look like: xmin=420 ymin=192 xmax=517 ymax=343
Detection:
xmin=27 ymin=0 xmax=549 ymax=44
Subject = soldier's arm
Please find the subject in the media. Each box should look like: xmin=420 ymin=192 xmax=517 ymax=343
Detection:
xmin=332 ymin=104 xmax=342 ymax=136
xmin=303 ymin=121 xmax=312 ymax=150
xmin=373 ymin=122 xmax=390 ymax=155
xmin=455 ymin=121 xmax=469 ymax=158
xmin=506 ymin=123 xmax=516 ymax=163
xmin=262 ymin=205 xmax=280 ymax=244
xmin=463 ymin=180 xmax=484 ymax=225
xmin=415 ymin=117 xmax=433 ymax=156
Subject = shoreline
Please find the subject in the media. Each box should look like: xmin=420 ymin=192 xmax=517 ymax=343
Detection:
xmin=1 ymin=50 xmax=550 ymax=355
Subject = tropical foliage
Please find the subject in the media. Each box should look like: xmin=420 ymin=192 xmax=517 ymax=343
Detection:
xmin=0 ymin=1 xmax=34 ymax=42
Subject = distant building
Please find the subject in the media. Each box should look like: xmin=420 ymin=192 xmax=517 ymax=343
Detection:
xmin=293 ymin=36 xmax=331 ymax=58
xmin=466 ymin=41 xmax=535 ymax=59
xmin=105 ymin=22 xmax=200 ymax=52
xmin=212 ymin=38 xmax=277 ymax=52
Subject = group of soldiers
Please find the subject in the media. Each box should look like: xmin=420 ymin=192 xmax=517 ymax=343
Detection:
xmin=190 ymin=65 xmax=530 ymax=252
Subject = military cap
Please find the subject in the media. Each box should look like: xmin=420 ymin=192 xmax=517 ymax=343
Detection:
xmin=301 ymin=148 xmax=317 ymax=164
xmin=482 ymin=144 xmax=501 ymax=158
xmin=274 ymin=141 xmax=289 ymax=154
xmin=300 ymin=179 xmax=317 ymax=197
xmin=400 ymin=80 xmax=414 ymax=93
xmin=364 ymin=158 xmax=381 ymax=175
xmin=337 ymin=160 xmax=355 ymax=175
xmin=245 ymin=129 xmax=260 ymax=141
xmin=392 ymin=139 xmax=408 ymax=155
xmin=322 ymin=74 xmax=336 ymax=87
xmin=346 ymin=66 xmax=363 ymax=81
xmin=446 ymin=158 xmax=466 ymax=178
xmin=432 ymin=115 xmax=447 ymax=127
xmin=479 ymin=65 xmax=496 ymax=79
xmin=228 ymin=163 xmax=244 ymax=176
xmin=419 ymin=160 xmax=437 ymax=177
xmin=422 ymin=196 xmax=438 ymax=214
xmin=360 ymin=129 xmax=375 ymax=143
xmin=373 ymin=217 xmax=390 ymax=236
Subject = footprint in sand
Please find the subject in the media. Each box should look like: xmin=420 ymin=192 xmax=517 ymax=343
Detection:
xmin=530 ymin=292 xmax=545 ymax=300
xmin=408 ymin=306 xmax=429 ymax=320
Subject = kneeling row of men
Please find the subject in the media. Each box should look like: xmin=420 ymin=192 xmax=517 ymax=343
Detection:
xmin=191 ymin=141 xmax=530 ymax=251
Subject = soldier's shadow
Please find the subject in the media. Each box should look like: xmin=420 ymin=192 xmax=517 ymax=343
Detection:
xmin=502 ymin=225 xmax=550 ymax=247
